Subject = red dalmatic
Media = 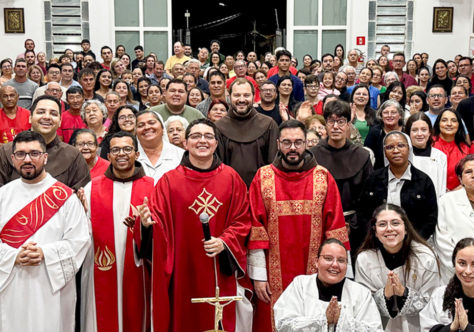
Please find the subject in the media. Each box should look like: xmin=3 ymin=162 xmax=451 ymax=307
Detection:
xmin=90 ymin=175 xmax=154 ymax=332
xmin=148 ymin=164 xmax=251 ymax=332
xmin=248 ymin=164 xmax=349 ymax=332
xmin=0 ymin=181 xmax=72 ymax=248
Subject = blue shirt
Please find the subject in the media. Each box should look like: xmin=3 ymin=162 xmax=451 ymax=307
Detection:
xmin=346 ymin=84 xmax=380 ymax=109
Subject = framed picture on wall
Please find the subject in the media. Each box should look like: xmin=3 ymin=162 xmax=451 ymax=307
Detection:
xmin=432 ymin=7 xmax=453 ymax=33
xmin=4 ymin=8 xmax=25 ymax=34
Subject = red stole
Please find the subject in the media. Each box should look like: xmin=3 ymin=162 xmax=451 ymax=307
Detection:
xmin=90 ymin=175 xmax=154 ymax=332
xmin=0 ymin=181 xmax=72 ymax=248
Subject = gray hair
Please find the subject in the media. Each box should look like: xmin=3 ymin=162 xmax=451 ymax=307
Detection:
xmin=378 ymin=99 xmax=404 ymax=126
xmin=186 ymin=58 xmax=201 ymax=67
xmin=164 ymin=115 xmax=189 ymax=130
xmin=81 ymin=99 xmax=107 ymax=122
xmin=383 ymin=71 xmax=399 ymax=82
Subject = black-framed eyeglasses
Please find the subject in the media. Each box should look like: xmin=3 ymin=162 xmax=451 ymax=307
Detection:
xmin=110 ymin=146 xmax=135 ymax=155
xmin=13 ymin=151 xmax=45 ymax=160
xmin=279 ymin=139 xmax=305 ymax=149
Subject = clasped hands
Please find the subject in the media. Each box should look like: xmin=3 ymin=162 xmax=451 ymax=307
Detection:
xmin=384 ymin=271 xmax=405 ymax=298
xmin=450 ymin=298 xmax=469 ymax=332
xmin=326 ymin=296 xmax=341 ymax=325
xmin=15 ymin=241 xmax=44 ymax=266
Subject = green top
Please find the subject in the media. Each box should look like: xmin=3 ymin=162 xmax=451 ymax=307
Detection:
xmin=354 ymin=118 xmax=370 ymax=143
xmin=148 ymin=104 xmax=204 ymax=123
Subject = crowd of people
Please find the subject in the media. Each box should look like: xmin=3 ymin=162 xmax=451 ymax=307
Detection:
xmin=1 ymin=36 xmax=474 ymax=332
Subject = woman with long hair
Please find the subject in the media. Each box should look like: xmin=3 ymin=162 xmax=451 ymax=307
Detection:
xmin=405 ymin=112 xmax=447 ymax=197
xmin=433 ymin=108 xmax=474 ymax=190
xmin=186 ymin=87 xmax=204 ymax=108
xmin=381 ymin=81 xmax=409 ymax=118
xmin=405 ymin=59 xmax=418 ymax=80
xmin=350 ymin=84 xmax=376 ymax=143
xmin=136 ymin=77 xmax=151 ymax=110
xmin=356 ymin=204 xmax=440 ymax=331
xmin=427 ymin=59 xmax=453 ymax=95
xmin=113 ymin=79 xmax=138 ymax=109
xmin=146 ymin=84 xmax=163 ymax=108
xmin=0 ymin=59 xmax=13 ymax=85
xmin=420 ymin=238 xmax=474 ymax=331
xmin=417 ymin=67 xmax=431 ymax=92
xmin=94 ymin=69 xmax=113 ymax=99
xmin=408 ymin=90 xmax=428 ymax=114
xmin=27 ymin=65 xmax=45 ymax=87
xmin=276 ymin=75 xmax=298 ymax=117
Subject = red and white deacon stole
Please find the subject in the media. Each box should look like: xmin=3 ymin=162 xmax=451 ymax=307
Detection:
xmin=0 ymin=181 xmax=72 ymax=248
xmin=90 ymin=175 xmax=154 ymax=332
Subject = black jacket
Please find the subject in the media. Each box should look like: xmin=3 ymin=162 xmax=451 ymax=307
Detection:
xmin=356 ymin=165 xmax=438 ymax=253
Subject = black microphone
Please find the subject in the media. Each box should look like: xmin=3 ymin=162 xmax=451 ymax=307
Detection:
xmin=200 ymin=212 xmax=211 ymax=241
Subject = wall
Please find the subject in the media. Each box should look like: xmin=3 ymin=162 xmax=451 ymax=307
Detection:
xmin=412 ymin=0 xmax=473 ymax=63
xmin=0 ymin=0 xmax=45 ymax=61
xmin=88 ymin=0 xmax=115 ymax=57
xmin=346 ymin=0 xmax=369 ymax=61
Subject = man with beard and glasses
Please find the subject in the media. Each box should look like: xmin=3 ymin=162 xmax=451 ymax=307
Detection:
xmin=0 ymin=95 xmax=90 ymax=190
xmin=216 ymin=78 xmax=279 ymax=187
xmin=0 ymin=130 xmax=90 ymax=332
xmin=247 ymin=119 xmax=349 ymax=332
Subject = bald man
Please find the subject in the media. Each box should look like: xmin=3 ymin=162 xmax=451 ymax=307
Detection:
xmin=0 ymin=86 xmax=31 ymax=144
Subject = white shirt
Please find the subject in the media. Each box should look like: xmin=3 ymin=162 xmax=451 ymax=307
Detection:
xmin=387 ymin=166 xmax=412 ymax=207
xmin=137 ymin=141 xmax=184 ymax=184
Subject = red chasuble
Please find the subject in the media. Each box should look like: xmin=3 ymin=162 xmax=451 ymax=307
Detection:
xmin=248 ymin=164 xmax=349 ymax=332
xmin=90 ymin=175 xmax=154 ymax=332
xmin=0 ymin=181 xmax=72 ymax=248
xmin=148 ymin=164 xmax=251 ymax=332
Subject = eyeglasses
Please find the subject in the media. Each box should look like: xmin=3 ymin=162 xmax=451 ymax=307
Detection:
xmin=375 ymin=219 xmax=404 ymax=229
xmin=428 ymin=94 xmax=444 ymax=99
xmin=384 ymin=143 xmax=408 ymax=151
xmin=188 ymin=133 xmax=216 ymax=141
xmin=327 ymin=118 xmax=347 ymax=127
xmin=13 ymin=150 xmax=44 ymax=160
xmin=320 ymin=255 xmax=347 ymax=265
xmin=110 ymin=146 xmax=135 ymax=155
xmin=75 ymin=142 xmax=96 ymax=148
xmin=261 ymin=88 xmax=276 ymax=93
xmin=307 ymin=139 xmax=319 ymax=144
xmin=305 ymin=84 xmax=319 ymax=90
xmin=279 ymin=139 xmax=305 ymax=149
xmin=118 ymin=114 xmax=135 ymax=121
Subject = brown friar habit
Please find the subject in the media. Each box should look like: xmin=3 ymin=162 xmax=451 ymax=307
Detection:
xmin=216 ymin=107 xmax=279 ymax=187
xmin=311 ymin=138 xmax=373 ymax=254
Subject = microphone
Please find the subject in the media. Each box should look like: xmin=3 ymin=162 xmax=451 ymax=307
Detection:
xmin=200 ymin=212 xmax=211 ymax=241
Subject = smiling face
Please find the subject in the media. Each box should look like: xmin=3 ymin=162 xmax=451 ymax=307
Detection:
xmin=136 ymin=112 xmax=163 ymax=144
xmin=388 ymin=86 xmax=403 ymax=102
xmin=208 ymin=103 xmax=228 ymax=122
xmin=435 ymin=62 xmax=448 ymax=79
xmin=381 ymin=105 xmax=401 ymax=128
xmin=230 ymin=82 xmax=253 ymax=115
xmin=147 ymin=86 xmax=162 ymax=105
xmin=358 ymin=68 xmax=372 ymax=84
xmin=30 ymin=99 xmax=61 ymax=140
xmin=409 ymin=119 xmax=430 ymax=149
xmin=184 ymin=123 xmax=218 ymax=162
xmin=352 ymin=87 xmax=369 ymax=107
xmin=316 ymin=242 xmax=347 ymax=286
xmin=450 ymin=86 xmax=468 ymax=107
xmin=74 ymin=132 xmax=97 ymax=163
xmin=165 ymin=82 xmax=187 ymax=111
xmin=374 ymin=209 xmax=406 ymax=254
xmin=99 ymin=71 xmax=112 ymax=88
xmin=117 ymin=108 xmax=136 ymax=132
xmin=108 ymin=136 xmax=138 ymax=174
xmin=439 ymin=110 xmax=459 ymax=139
xmin=455 ymin=246 xmax=474 ymax=291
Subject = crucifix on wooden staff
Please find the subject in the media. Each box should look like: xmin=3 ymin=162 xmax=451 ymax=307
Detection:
xmin=191 ymin=212 xmax=242 ymax=332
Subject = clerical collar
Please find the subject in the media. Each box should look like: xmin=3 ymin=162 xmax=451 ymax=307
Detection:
xmin=379 ymin=243 xmax=406 ymax=270
xmin=412 ymin=145 xmax=431 ymax=157
xmin=180 ymin=151 xmax=222 ymax=172
xmin=272 ymin=150 xmax=317 ymax=172
xmin=104 ymin=161 xmax=146 ymax=182
xmin=316 ymin=275 xmax=345 ymax=302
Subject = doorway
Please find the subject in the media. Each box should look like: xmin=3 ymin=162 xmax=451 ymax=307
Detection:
xmin=172 ymin=0 xmax=286 ymax=59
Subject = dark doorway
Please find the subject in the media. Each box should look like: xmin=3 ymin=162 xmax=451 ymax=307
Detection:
xmin=172 ymin=0 xmax=286 ymax=59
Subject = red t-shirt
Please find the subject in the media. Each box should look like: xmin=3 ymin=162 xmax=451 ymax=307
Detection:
xmin=313 ymin=100 xmax=323 ymax=115
xmin=266 ymin=65 xmax=298 ymax=78
xmin=0 ymin=107 xmax=31 ymax=144
xmin=226 ymin=75 xmax=261 ymax=102
xmin=58 ymin=111 xmax=86 ymax=144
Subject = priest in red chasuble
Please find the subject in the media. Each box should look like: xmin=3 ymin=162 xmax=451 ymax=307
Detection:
xmin=248 ymin=120 xmax=350 ymax=332
xmin=138 ymin=118 xmax=253 ymax=332
xmin=80 ymin=131 xmax=155 ymax=332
